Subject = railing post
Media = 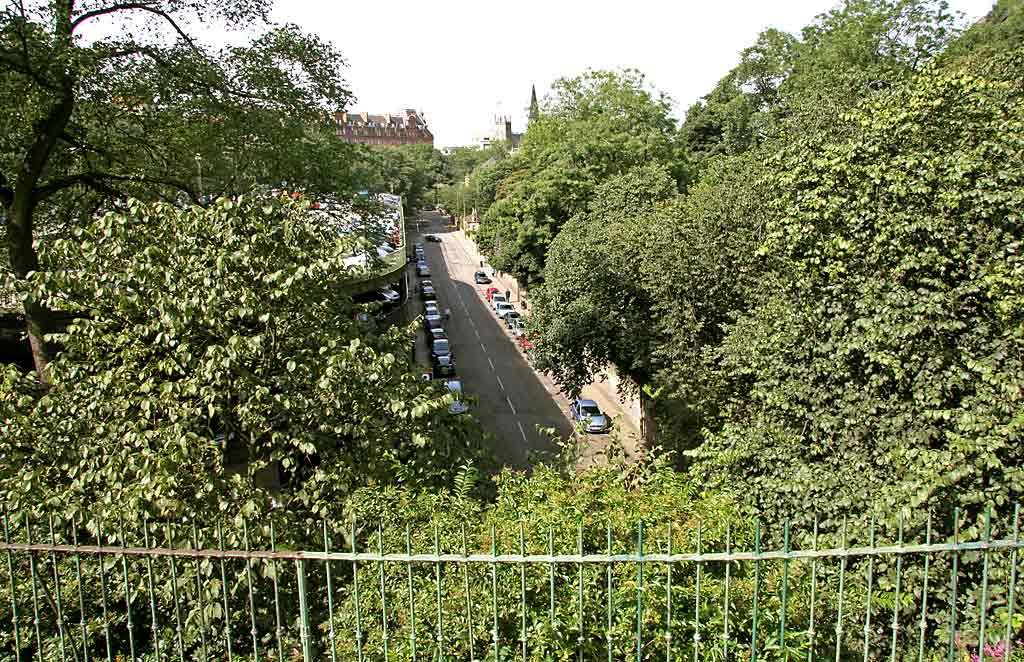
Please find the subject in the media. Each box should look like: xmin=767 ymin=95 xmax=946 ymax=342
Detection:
xmin=296 ymin=559 xmax=314 ymax=662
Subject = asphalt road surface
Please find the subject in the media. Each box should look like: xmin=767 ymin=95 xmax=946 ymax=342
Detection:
xmin=404 ymin=212 xmax=573 ymax=468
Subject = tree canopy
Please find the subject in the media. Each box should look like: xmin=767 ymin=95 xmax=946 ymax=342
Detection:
xmin=1 ymin=0 xmax=359 ymax=378
xmin=476 ymin=69 xmax=687 ymax=284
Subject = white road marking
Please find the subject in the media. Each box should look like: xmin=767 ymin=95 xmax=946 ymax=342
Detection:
xmin=506 ymin=396 xmax=517 ymax=415
xmin=473 ymin=328 xmax=480 ymax=339
xmin=496 ymin=375 xmax=505 ymax=391
xmin=480 ymin=342 xmax=487 ymax=352
xmin=487 ymin=357 xmax=495 ymax=371
xmin=517 ymin=421 xmax=528 ymax=442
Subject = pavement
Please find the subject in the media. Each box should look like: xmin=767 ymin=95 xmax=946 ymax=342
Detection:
xmin=404 ymin=212 xmax=640 ymax=469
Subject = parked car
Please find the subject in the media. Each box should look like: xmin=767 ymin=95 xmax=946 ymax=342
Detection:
xmin=484 ymin=287 xmax=500 ymax=301
xmin=570 ymin=399 xmax=610 ymax=433
xmin=491 ymin=294 xmax=508 ymax=310
xmin=432 ymin=354 xmax=456 ymax=377
xmin=445 ymin=380 xmax=469 ymax=415
xmin=495 ymin=302 xmax=516 ymax=319
xmin=413 ymin=242 xmax=423 ymax=251
xmin=417 ymin=264 xmax=431 ymax=277
xmin=509 ymin=318 xmax=526 ymax=337
xmin=379 ymin=288 xmax=400 ymax=304
xmin=424 ymin=317 xmax=444 ymax=334
xmin=474 ymin=271 xmax=492 ymax=284
xmin=424 ymin=301 xmax=439 ymax=315
xmin=418 ymin=279 xmax=433 ymax=292
xmin=503 ymin=311 xmax=522 ymax=328
xmin=429 ymin=327 xmax=447 ymax=342
xmin=425 ymin=234 xmax=442 ymax=243
xmin=431 ymin=338 xmax=451 ymax=359
xmin=421 ymin=285 xmax=436 ymax=300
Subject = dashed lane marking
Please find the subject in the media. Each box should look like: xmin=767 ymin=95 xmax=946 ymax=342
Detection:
xmin=506 ymin=396 xmax=517 ymax=415
xmin=474 ymin=328 xmax=480 ymax=339
xmin=496 ymin=375 xmax=505 ymax=391
xmin=480 ymin=342 xmax=487 ymax=352
xmin=487 ymin=357 xmax=495 ymax=371
xmin=517 ymin=421 xmax=528 ymax=443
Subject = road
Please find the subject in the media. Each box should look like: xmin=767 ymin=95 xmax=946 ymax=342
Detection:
xmin=403 ymin=211 xmax=638 ymax=469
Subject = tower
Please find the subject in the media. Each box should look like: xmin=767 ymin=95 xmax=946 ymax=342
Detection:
xmin=528 ymin=84 xmax=539 ymax=122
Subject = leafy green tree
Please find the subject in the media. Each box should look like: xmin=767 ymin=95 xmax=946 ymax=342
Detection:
xmin=367 ymin=144 xmax=446 ymax=213
xmin=681 ymin=0 xmax=964 ymax=169
xmin=477 ymin=69 xmax=686 ymax=284
xmin=0 ymin=0 xmax=355 ymax=380
xmin=529 ymin=164 xmax=676 ymax=441
xmin=0 ymin=194 xmax=486 ymax=525
xmin=696 ymin=50 xmax=1024 ymax=534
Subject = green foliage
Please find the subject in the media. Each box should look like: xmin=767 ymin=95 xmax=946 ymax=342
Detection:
xmin=681 ymin=0 xmax=964 ymax=169
xmin=696 ymin=52 xmax=1024 ymax=534
xmin=366 ymin=144 xmax=446 ymax=213
xmin=477 ymin=69 xmax=687 ymax=284
xmin=529 ymin=164 xmax=677 ymax=396
xmin=0 ymin=195 xmax=487 ymax=524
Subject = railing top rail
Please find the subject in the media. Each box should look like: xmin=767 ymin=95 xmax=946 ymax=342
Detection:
xmin=2 ymin=538 xmax=1021 ymax=563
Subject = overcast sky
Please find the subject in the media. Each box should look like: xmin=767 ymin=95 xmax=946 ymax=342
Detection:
xmin=266 ymin=0 xmax=995 ymax=148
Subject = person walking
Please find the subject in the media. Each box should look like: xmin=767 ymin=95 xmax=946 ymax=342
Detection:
xmin=444 ymin=307 xmax=451 ymax=321
xmin=505 ymin=289 xmax=511 ymax=302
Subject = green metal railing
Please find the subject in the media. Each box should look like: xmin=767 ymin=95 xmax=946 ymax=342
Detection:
xmin=2 ymin=505 xmax=1022 ymax=661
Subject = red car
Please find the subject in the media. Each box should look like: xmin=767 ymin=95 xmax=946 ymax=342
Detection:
xmin=484 ymin=287 xmax=500 ymax=302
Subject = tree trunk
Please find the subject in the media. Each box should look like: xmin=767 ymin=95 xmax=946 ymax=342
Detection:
xmin=6 ymin=198 xmax=59 ymax=383
xmin=639 ymin=388 xmax=658 ymax=446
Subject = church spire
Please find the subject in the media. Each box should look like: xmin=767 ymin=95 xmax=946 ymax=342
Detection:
xmin=528 ymin=84 xmax=539 ymax=122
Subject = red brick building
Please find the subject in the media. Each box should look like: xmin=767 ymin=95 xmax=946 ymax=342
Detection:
xmin=335 ymin=109 xmax=434 ymax=146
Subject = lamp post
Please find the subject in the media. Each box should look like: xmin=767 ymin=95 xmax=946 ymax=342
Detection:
xmin=194 ymin=153 xmax=203 ymax=201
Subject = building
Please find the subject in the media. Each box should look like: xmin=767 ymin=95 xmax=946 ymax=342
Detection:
xmin=335 ymin=109 xmax=433 ymax=146
xmin=478 ymin=115 xmax=523 ymax=151
xmin=477 ymin=86 xmax=538 ymax=152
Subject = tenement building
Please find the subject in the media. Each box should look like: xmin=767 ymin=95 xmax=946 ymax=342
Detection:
xmin=335 ymin=109 xmax=434 ymax=146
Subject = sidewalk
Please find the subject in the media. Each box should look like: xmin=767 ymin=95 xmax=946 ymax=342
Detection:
xmin=452 ymin=230 xmax=641 ymax=463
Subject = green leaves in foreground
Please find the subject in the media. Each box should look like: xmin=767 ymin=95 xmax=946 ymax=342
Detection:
xmin=0 ymin=194 xmax=484 ymax=528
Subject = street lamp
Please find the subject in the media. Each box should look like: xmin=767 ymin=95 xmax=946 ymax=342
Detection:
xmin=194 ymin=153 xmax=203 ymax=201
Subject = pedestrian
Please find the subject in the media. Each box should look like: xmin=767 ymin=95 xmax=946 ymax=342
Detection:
xmin=505 ymin=289 xmax=511 ymax=302
xmin=479 ymin=259 xmax=483 ymax=268
xmin=492 ymin=267 xmax=496 ymax=277
xmin=444 ymin=307 xmax=451 ymax=321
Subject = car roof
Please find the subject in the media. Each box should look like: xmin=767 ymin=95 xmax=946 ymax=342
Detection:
xmin=578 ymin=399 xmax=599 ymax=407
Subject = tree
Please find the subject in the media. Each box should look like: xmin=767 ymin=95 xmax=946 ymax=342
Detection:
xmin=0 ymin=194 xmax=487 ymax=524
xmin=477 ymin=69 xmax=687 ymax=284
xmin=530 ymin=164 xmax=677 ymax=442
xmin=680 ymin=0 xmax=964 ymax=169
xmin=367 ymin=144 xmax=446 ymax=214
xmin=695 ymin=49 xmax=1024 ymax=534
xmin=0 ymin=0 xmax=354 ymax=381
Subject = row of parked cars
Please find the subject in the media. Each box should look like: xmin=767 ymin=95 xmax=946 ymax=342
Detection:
xmin=476 ymin=272 xmax=610 ymax=433
xmin=414 ymin=240 xmax=467 ymax=415
xmin=475 ymin=272 xmax=526 ymax=337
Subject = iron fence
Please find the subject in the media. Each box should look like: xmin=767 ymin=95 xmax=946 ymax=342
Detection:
xmin=1 ymin=504 xmax=1022 ymax=661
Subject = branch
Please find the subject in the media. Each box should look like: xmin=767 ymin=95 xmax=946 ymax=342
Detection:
xmin=33 ymin=171 xmax=196 ymax=204
xmin=69 ymin=1 xmax=158 ymax=33
xmin=71 ymin=3 xmax=202 ymax=57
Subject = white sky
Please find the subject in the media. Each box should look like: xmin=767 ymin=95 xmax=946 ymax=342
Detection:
xmin=265 ymin=0 xmax=996 ymax=148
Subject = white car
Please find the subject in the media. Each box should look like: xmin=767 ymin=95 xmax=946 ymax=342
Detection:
xmin=491 ymin=294 xmax=507 ymax=310
xmin=424 ymin=301 xmax=439 ymax=315
xmin=495 ymin=302 xmax=516 ymax=319
xmin=379 ymin=288 xmax=400 ymax=303
xmin=446 ymin=380 xmax=469 ymax=415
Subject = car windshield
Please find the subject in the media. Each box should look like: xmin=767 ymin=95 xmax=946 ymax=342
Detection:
xmin=434 ymin=340 xmax=449 ymax=352
xmin=581 ymin=405 xmax=602 ymax=416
